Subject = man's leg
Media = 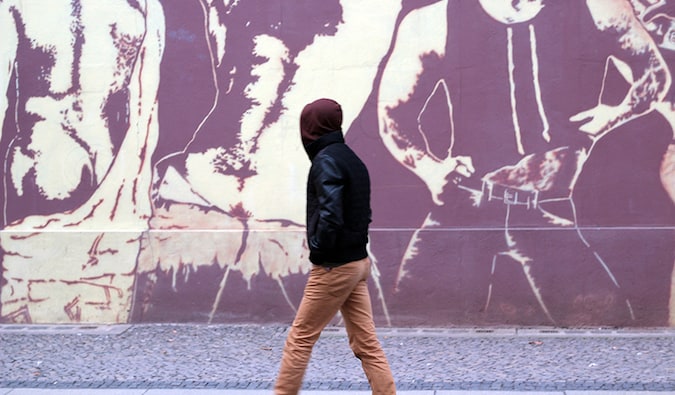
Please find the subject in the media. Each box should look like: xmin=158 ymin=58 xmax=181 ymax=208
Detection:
xmin=341 ymin=258 xmax=396 ymax=395
xmin=275 ymin=261 xmax=364 ymax=395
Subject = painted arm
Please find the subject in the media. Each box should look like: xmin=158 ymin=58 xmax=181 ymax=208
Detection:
xmin=0 ymin=1 xmax=17 ymax=228
xmin=106 ymin=0 xmax=165 ymax=224
xmin=570 ymin=0 xmax=670 ymax=138
xmin=377 ymin=2 xmax=473 ymax=206
xmin=0 ymin=1 xmax=18 ymax=146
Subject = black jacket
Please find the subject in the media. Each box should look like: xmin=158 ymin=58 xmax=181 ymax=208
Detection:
xmin=304 ymin=131 xmax=371 ymax=266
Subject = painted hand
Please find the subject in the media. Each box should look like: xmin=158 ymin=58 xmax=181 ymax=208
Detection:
xmin=570 ymin=104 xmax=617 ymax=137
xmin=430 ymin=154 xmax=475 ymax=205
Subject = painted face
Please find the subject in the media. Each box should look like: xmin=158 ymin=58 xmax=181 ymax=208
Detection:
xmin=478 ymin=0 xmax=545 ymax=24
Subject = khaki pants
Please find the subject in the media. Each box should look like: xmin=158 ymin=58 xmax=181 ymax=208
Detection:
xmin=275 ymin=257 xmax=396 ymax=395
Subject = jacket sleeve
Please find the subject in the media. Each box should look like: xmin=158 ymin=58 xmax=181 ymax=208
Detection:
xmin=309 ymin=154 xmax=344 ymax=262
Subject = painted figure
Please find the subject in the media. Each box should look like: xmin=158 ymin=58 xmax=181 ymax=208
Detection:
xmin=136 ymin=0 xmax=395 ymax=322
xmin=0 ymin=0 xmax=165 ymax=323
xmin=134 ymin=0 xmax=327 ymax=323
xmin=364 ymin=0 xmax=675 ymax=325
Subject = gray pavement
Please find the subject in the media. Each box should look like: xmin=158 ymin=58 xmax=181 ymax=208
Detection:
xmin=1 ymin=392 xmax=674 ymax=395
xmin=1 ymin=324 xmax=674 ymax=394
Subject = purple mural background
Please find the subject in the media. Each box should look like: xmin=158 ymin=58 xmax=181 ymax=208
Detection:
xmin=0 ymin=0 xmax=674 ymax=327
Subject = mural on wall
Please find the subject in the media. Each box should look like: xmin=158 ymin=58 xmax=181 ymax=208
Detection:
xmin=0 ymin=0 xmax=165 ymax=323
xmin=134 ymin=0 xmax=396 ymax=323
xmin=0 ymin=0 xmax=673 ymax=326
xmin=363 ymin=0 xmax=675 ymax=326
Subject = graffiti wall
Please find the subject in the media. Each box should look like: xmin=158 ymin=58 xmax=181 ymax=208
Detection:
xmin=0 ymin=0 xmax=673 ymax=327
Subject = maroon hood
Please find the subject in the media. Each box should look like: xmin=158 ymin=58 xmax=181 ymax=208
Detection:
xmin=300 ymin=98 xmax=343 ymax=147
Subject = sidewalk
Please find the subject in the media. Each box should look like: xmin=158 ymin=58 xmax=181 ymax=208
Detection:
xmin=1 ymin=324 xmax=674 ymax=394
xmin=1 ymin=390 xmax=674 ymax=395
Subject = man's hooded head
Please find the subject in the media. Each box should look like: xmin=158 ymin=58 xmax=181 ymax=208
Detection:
xmin=300 ymin=98 xmax=343 ymax=147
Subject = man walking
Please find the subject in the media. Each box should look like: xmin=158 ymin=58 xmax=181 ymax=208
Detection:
xmin=275 ymin=98 xmax=396 ymax=395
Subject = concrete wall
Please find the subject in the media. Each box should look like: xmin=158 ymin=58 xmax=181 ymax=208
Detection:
xmin=0 ymin=0 xmax=673 ymax=327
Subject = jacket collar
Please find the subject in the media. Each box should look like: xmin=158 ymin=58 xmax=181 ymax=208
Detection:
xmin=304 ymin=130 xmax=344 ymax=160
